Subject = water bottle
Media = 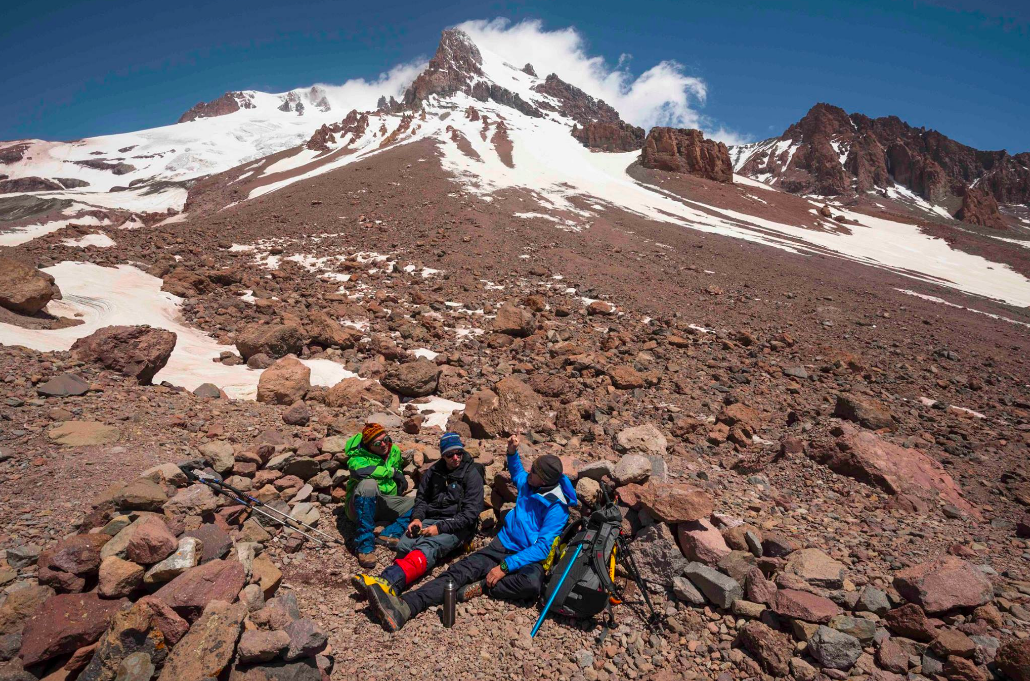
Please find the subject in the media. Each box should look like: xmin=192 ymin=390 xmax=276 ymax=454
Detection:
xmin=443 ymin=580 xmax=456 ymax=628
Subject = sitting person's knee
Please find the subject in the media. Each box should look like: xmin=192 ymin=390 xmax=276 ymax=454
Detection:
xmin=355 ymin=479 xmax=379 ymax=497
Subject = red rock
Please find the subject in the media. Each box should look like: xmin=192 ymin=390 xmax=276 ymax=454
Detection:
xmin=492 ymin=302 xmax=534 ymax=337
xmin=70 ymin=326 xmax=177 ymax=384
xmin=153 ymin=558 xmax=246 ymax=622
xmin=876 ymin=637 xmax=909 ymax=673
xmin=833 ymin=393 xmax=895 ymax=430
xmin=18 ymin=592 xmax=129 ymax=666
xmin=137 ymin=596 xmax=189 ymax=646
xmin=572 ymin=121 xmax=645 ymax=152
xmin=462 ymin=376 xmax=546 ymax=438
xmin=608 ymin=365 xmax=644 ymax=390
xmin=942 ymin=655 xmax=987 ymax=681
xmin=996 ymin=639 xmax=1030 ymax=681
xmin=893 ymin=556 xmax=992 ymax=614
xmin=955 ymin=185 xmax=1006 ymax=230
xmin=380 ymin=358 xmax=440 ymax=398
xmin=587 ymin=301 xmax=615 ymax=316
xmin=773 ymin=588 xmax=841 ymax=623
xmin=178 ymin=91 xmax=251 ymax=123
xmin=235 ymin=323 xmax=304 ymax=361
xmin=638 ymin=483 xmax=713 ymax=523
xmin=640 ymin=127 xmax=733 ymax=183
xmin=738 ymin=620 xmax=791 ymax=676
xmin=156 ymin=600 xmax=246 ymax=681
xmin=677 ymin=519 xmax=732 ymax=565
xmin=37 ymin=533 xmax=110 ymax=581
xmin=811 ymin=423 xmax=980 ymax=519
xmin=884 ymin=603 xmax=937 ymax=642
xmin=124 ymin=516 xmax=178 ymax=565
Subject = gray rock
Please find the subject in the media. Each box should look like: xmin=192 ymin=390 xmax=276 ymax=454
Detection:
xmin=283 ymin=618 xmax=327 ymax=660
xmin=615 ymin=424 xmax=668 ymax=457
xmin=198 ymin=441 xmax=235 ymax=475
xmin=613 ymin=454 xmax=652 ymax=485
xmin=672 ymin=576 xmax=706 ymax=605
xmin=921 ymin=651 xmax=944 ymax=675
xmin=828 ymin=615 xmax=876 ymax=643
xmin=37 ymin=373 xmax=89 ymax=398
xmin=633 ymin=524 xmax=689 ymax=592
xmin=808 ymin=625 xmax=862 ymax=670
xmin=6 ymin=544 xmax=41 ymax=569
xmin=192 ymin=383 xmax=222 ymax=399
xmin=744 ymin=531 xmax=763 ymax=557
xmin=683 ymin=561 xmax=743 ymax=609
xmin=856 ymin=585 xmax=890 ymax=615
xmin=0 ymin=632 xmax=22 ymax=662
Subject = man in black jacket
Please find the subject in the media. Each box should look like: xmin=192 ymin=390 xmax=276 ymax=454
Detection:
xmin=352 ymin=431 xmax=484 ymax=597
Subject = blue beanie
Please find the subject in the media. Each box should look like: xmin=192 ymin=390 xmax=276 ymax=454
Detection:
xmin=440 ymin=432 xmax=464 ymax=456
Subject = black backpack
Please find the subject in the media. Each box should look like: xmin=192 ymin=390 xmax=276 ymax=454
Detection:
xmin=539 ymin=497 xmax=624 ymax=620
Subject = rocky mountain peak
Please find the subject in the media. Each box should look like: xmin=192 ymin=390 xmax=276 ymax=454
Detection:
xmin=177 ymin=91 xmax=255 ymax=123
xmin=401 ymin=29 xmax=484 ymax=108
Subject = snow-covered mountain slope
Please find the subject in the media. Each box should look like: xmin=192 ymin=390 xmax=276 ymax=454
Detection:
xmin=3 ymin=29 xmax=1030 ymax=308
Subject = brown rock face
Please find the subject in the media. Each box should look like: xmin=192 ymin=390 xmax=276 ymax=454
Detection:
xmin=773 ymin=588 xmax=841 ymax=623
xmin=640 ymin=128 xmax=733 ymax=183
xmin=0 ymin=176 xmax=65 ymax=193
xmin=157 ymin=600 xmax=246 ymax=681
xmin=0 ymin=257 xmax=60 ymax=315
xmin=738 ymin=620 xmax=792 ymax=677
xmin=955 ymin=185 xmax=1006 ymax=229
xmin=833 ymin=392 xmax=894 ymax=430
xmin=18 ymin=592 xmax=129 ymax=666
xmin=892 ymin=556 xmax=993 ymax=614
xmin=323 ymin=376 xmax=394 ymax=409
xmin=70 ymin=325 xmax=177 ymax=384
xmin=492 ymin=302 xmax=535 ymax=337
xmin=178 ymin=91 xmax=254 ymax=123
xmin=403 ymin=29 xmax=485 ymax=108
xmin=256 ymin=355 xmax=311 ymax=405
xmin=996 ymin=639 xmax=1030 ymax=681
xmin=811 ymin=423 xmax=979 ymax=518
xmin=534 ymin=74 xmax=623 ymax=126
xmin=571 ymin=121 xmax=646 ymax=152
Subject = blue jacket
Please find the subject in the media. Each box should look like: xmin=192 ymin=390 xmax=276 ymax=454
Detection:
xmin=497 ymin=448 xmax=577 ymax=572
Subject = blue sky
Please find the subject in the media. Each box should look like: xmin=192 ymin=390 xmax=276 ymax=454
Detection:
xmin=2 ymin=0 xmax=1028 ymax=151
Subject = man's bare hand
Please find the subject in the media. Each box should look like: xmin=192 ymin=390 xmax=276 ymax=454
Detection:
xmin=506 ymin=433 xmax=520 ymax=457
xmin=407 ymin=519 xmax=422 ymax=537
xmin=422 ymin=524 xmax=440 ymax=537
xmin=486 ymin=565 xmax=505 ymax=588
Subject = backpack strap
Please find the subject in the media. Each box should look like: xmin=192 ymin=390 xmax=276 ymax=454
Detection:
xmin=590 ymin=521 xmax=622 ymax=598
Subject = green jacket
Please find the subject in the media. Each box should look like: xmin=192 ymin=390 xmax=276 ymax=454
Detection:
xmin=344 ymin=433 xmax=405 ymax=504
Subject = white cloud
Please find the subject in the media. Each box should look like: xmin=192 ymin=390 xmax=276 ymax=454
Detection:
xmin=456 ymin=18 xmax=748 ymax=143
xmin=314 ymin=60 xmax=427 ymax=113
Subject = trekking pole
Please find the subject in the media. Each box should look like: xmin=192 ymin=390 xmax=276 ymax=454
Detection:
xmin=179 ymin=465 xmax=343 ymax=547
xmin=617 ymin=537 xmax=665 ymax=630
xmin=531 ymin=541 xmax=584 ymax=638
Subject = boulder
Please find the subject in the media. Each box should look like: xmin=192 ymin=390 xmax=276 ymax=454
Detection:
xmin=738 ymin=620 xmax=792 ymax=676
xmin=996 ymin=639 xmax=1030 ymax=681
xmin=323 ymin=376 xmax=394 ymax=409
xmin=70 ymin=326 xmax=177 ymax=384
xmin=613 ymin=454 xmax=652 ymax=485
xmin=257 ymin=355 xmax=311 ymax=405
xmin=123 ymin=516 xmax=178 ymax=565
xmin=884 ymin=603 xmax=937 ymax=641
xmin=115 ymin=478 xmax=168 ymax=511
xmin=305 ymin=311 xmax=360 ymax=349
xmin=238 ymin=630 xmax=290 ymax=664
xmin=199 ymin=440 xmax=235 ymax=475
xmin=98 ymin=557 xmax=145 ymax=598
xmin=678 ymin=519 xmax=732 ymax=565
xmin=615 ymin=424 xmax=668 ymax=457
xmin=0 ymin=257 xmax=59 ymax=314
xmin=639 ymin=127 xmax=733 ymax=182
xmin=36 ymin=373 xmax=90 ymax=397
xmin=157 ymin=600 xmax=246 ymax=681
xmin=608 ymin=365 xmax=645 ymax=390
xmin=671 ymin=576 xmax=706 ymax=605
xmin=282 ymin=401 xmax=311 ymax=426
xmin=283 ymin=618 xmax=327 ymax=660
xmin=183 ymin=524 xmax=233 ymax=563
xmin=492 ymin=303 xmax=534 ymax=337
xmin=808 ymin=625 xmax=862 ymax=670
xmin=892 ymin=556 xmax=992 ymax=613
xmin=380 ymin=358 xmax=440 ymax=397
xmin=774 ymin=589 xmax=841 ymax=623
xmin=810 ymin=423 xmax=980 ymax=519
xmin=638 ymin=483 xmax=713 ymax=523
xmin=18 ymin=592 xmax=129 ymax=666
xmin=193 ymin=383 xmax=224 ymax=399
xmin=683 ymin=562 xmax=743 ymax=609
xmin=235 ymin=323 xmax=304 ymax=361
xmin=784 ymin=548 xmax=846 ymax=589
xmin=833 ymin=393 xmax=894 ymax=430
xmin=462 ymin=376 xmax=546 ymax=438
xmin=633 ymin=523 xmax=689 ymax=591
xmin=39 ymin=533 xmax=110 ymax=578
xmin=163 ymin=484 xmax=219 ymax=517
xmin=153 ymin=558 xmax=247 ymax=622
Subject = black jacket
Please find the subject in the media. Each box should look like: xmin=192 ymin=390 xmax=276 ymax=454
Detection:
xmin=410 ymin=451 xmax=485 ymax=536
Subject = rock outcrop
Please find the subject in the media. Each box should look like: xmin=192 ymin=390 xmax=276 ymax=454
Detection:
xmin=70 ymin=325 xmax=177 ymax=384
xmin=178 ymin=91 xmax=255 ymax=123
xmin=641 ymin=128 xmax=733 ymax=183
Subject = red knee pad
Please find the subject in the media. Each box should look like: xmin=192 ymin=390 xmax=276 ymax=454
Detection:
xmin=396 ymin=550 xmax=428 ymax=585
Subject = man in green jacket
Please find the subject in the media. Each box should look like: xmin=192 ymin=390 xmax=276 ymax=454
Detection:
xmin=345 ymin=423 xmax=414 ymax=568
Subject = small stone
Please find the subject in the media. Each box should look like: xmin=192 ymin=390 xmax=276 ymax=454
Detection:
xmin=98 ymin=556 xmax=145 ymax=598
xmin=808 ymin=625 xmax=862 ymax=670
xmin=683 ymin=561 xmax=742 ymax=609
xmin=238 ymin=629 xmax=290 ymax=664
xmin=144 ymin=536 xmax=202 ymax=584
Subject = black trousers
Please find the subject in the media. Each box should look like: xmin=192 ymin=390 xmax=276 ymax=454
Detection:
xmin=402 ymin=538 xmax=544 ymax=616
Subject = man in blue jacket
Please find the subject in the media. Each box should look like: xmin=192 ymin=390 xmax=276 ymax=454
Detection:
xmin=368 ymin=433 xmax=577 ymax=633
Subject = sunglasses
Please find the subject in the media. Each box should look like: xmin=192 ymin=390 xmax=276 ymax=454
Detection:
xmin=444 ymin=449 xmax=463 ymax=459
xmin=372 ymin=436 xmax=392 ymax=448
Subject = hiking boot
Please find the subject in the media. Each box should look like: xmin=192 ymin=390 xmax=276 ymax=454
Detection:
xmin=357 ymin=552 xmax=376 ymax=569
xmin=375 ymin=535 xmax=400 ymax=549
xmin=457 ymin=579 xmax=485 ymax=602
xmin=350 ymin=574 xmax=397 ymax=599
xmin=368 ymin=583 xmax=410 ymax=633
